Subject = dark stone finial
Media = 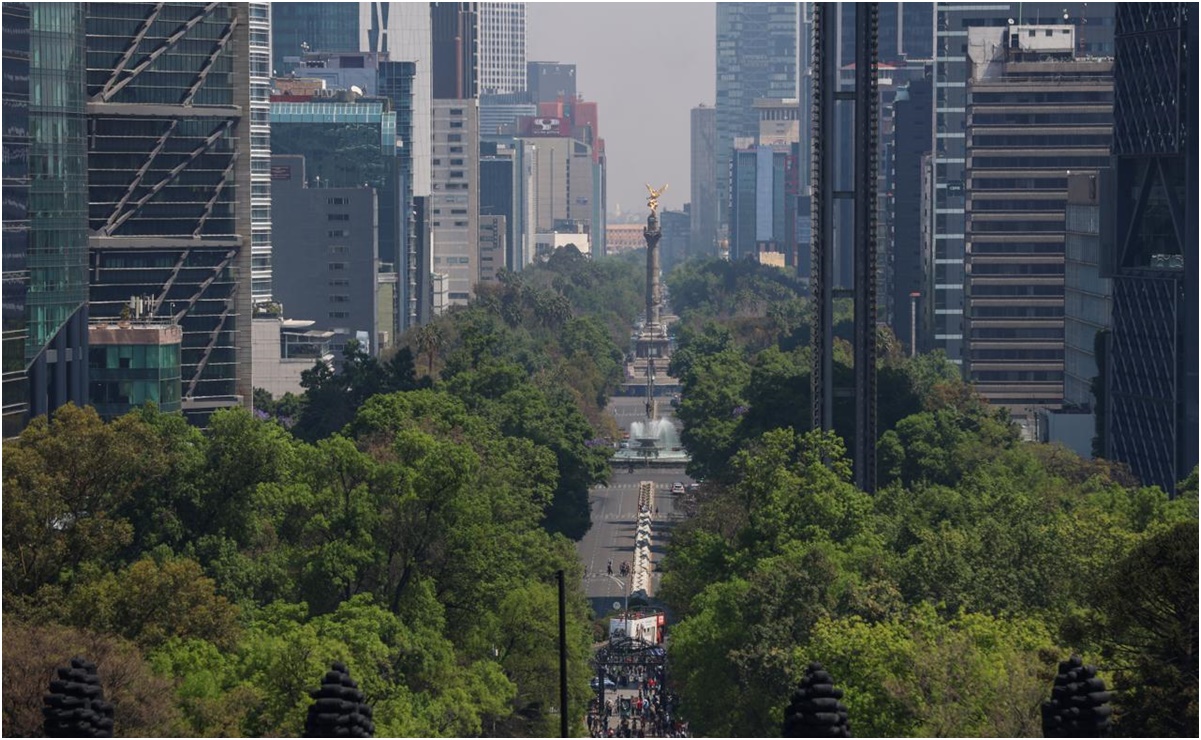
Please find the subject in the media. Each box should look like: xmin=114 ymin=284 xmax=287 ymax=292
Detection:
xmin=1041 ymin=654 xmax=1113 ymax=737
xmin=304 ymin=661 xmax=375 ymax=738
xmin=43 ymin=656 xmax=115 ymax=738
xmin=783 ymin=661 xmax=851 ymax=738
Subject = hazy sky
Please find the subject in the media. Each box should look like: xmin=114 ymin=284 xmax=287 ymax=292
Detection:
xmin=527 ymin=3 xmax=715 ymax=219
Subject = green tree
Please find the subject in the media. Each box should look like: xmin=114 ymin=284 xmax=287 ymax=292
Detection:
xmin=1096 ymin=522 xmax=1198 ymax=737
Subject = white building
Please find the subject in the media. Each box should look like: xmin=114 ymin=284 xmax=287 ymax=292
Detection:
xmin=478 ymin=2 xmax=526 ymax=95
xmin=249 ymin=1 xmax=273 ymax=303
xmin=431 ymin=100 xmax=480 ymax=309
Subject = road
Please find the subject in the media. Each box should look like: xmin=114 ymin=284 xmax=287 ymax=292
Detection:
xmin=577 ymin=397 xmax=691 ymax=617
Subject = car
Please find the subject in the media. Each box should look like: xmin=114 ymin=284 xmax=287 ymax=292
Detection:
xmin=670 ymin=482 xmax=685 ymax=495
xmin=590 ymin=677 xmax=617 ymax=691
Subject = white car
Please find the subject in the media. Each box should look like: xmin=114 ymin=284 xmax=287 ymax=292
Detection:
xmin=670 ymin=482 xmax=685 ymax=495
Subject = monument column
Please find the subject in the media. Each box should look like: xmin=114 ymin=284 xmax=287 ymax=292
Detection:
xmin=644 ymin=201 xmax=663 ymax=330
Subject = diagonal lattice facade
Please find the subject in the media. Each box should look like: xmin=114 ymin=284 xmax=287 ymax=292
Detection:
xmin=86 ymin=3 xmax=252 ymax=423
xmin=1106 ymin=3 xmax=1197 ymax=493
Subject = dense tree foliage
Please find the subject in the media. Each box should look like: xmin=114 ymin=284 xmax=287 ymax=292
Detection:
xmin=660 ymin=256 xmax=1199 ymax=737
xmin=3 ymin=399 xmax=595 ymax=737
xmin=4 ymin=255 xmax=645 ymax=736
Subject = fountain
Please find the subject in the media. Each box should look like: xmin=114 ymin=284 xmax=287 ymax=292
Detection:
xmin=614 ymin=418 xmax=689 ymax=467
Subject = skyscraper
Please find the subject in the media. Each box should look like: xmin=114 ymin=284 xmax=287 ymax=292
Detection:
xmin=478 ymin=2 xmax=525 ymax=95
xmin=929 ymin=2 xmax=1113 ymax=365
xmin=962 ymin=24 xmax=1112 ymax=412
xmin=690 ymin=105 xmax=718 ymax=259
xmin=715 ymin=3 xmax=798 ymax=233
xmin=270 ymin=2 xmax=432 ymax=197
xmin=431 ymin=2 xmax=477 ymax=99
xmin=527 ymin=61 xmax=575 ymax=103
xmin=1105 ymin=3 xmax=1198 ymax=493
xmin=248 ymin=2 xmax=273 ymax=304
xmin=2 ymin=3 xmax=90 ymax=436
xmin=86 ymin=2 xmax=252 ymax=423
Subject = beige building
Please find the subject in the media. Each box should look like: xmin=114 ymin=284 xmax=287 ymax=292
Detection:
xmin=430 ymin=100 xmax=480 ymax=309
xmin=606 ymin=224 xmax=645 ymax=253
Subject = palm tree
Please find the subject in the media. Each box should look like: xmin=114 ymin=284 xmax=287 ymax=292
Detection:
xmin=414 ymin=323 xmax=443 ymax=378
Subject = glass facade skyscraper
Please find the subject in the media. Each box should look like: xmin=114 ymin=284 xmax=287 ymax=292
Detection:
xmin=86 ymin=3 xmax=253 ymax=423
xmin=270 ymin=2 xmax=359 ymax=75
xmin=1105 ymin=3 xmax=1198 ymax=493
xmin=715 ymin=3 xmax=798 ymax=233
xmin=2 ymin=2 xmax=91 ymax=437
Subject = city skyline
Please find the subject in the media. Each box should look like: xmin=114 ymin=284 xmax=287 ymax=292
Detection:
xmin=528 ymin=2 xmax=714 ymax=216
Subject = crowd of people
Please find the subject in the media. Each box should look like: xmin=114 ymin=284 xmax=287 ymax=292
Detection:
xmin=586 ymin=665 xmax=688 ymax=738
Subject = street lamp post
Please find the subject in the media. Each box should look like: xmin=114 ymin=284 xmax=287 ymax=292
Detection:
xmin=604 ymin=574 xmax=629 ymax=624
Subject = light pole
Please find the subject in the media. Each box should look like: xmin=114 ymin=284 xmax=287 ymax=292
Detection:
xmin=604 ymin=574 xmax=629 ymax=626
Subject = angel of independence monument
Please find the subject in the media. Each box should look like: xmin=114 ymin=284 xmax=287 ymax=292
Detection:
xmin=614 ymin=185 xmax=688 ymax=467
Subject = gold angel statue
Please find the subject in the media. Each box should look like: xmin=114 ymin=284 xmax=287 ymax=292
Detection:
xmin=645 ymin=183 xmax=669 ymax=213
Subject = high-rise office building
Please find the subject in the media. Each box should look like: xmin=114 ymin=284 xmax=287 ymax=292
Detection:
xmin=1105 ymin=3 xmax=1198 ymax=493
xmin=271 ymin=155 xmax=381 ymax=356
xmin=478 ymin=2 xmax=525 ymax=95
xmin=271 ymin=2 xmax=431 ymax=196
xmin=891 ymin=74 xmax=933 ymax=354
xmin=690 ymin=105 xmax=718 ymax=259
xmin=728 ymin=144 xmax=799 ymax=265
xmin=2 ymin=3 xmax=90 ymax=436
xmin=430 ymin=100 xmax=480 ymax=309
xmin=963 ymin=24 xmax=1112 ymax=411
xmin=431 ymin=2 xmax=477 ymax=99
xmin=248 ymin=2 xmax=273 ymax=304
xmin=1063 ymin=171 xmax=1111 ymax=411
xmin=527 ymin=61 xmax=575 ymax=103
xmin=929 ymin=2 xmax=1113 ymax=365
xmin=270 ymin=96 xmax=407 ymax=334
xmin=270 ymin=2 xmax=358 ymax=75
xmin=85 ymin=2 xmax=253 ymax=424
xmin=715 ymin=3 xmax=798 ymax=233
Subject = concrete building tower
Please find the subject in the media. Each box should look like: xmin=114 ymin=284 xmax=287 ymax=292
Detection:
xmin=248 ymin=2 xmax=273 ymax=304
xmin=928 ymin=2 xmax=1114 ymax=366
xmin=963 ymin=24 xmax=1113 ymax=414
xmin=478 ymin=2 xmax=525 ymax=95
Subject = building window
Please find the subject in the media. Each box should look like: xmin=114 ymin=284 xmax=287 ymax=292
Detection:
xmin=329 ymin=311 xmax=349 ymax=319
xmin=450 ymin=121 xmax=463 ymax=129
xmin=329 ymin=294 xmax=350 ymax=303
xmin=328 ymin=213 xmax=350 ymax=221
xmin=328 ymin=197 xmax=348 ymax=205
xmin=328 ymin=229 xmax=349 ymax=238
xmin=447 ymin=134 xmax=462 ymax=142
xmin=329 ymin=262 xmax=347 ymax=271
xmin=328 ymin=245 xmax=348 ymax=254
xmin=450 ymin=158 xmax=464 ymax=165
xmin=329 ymin=279 xmax=350 ymax=287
